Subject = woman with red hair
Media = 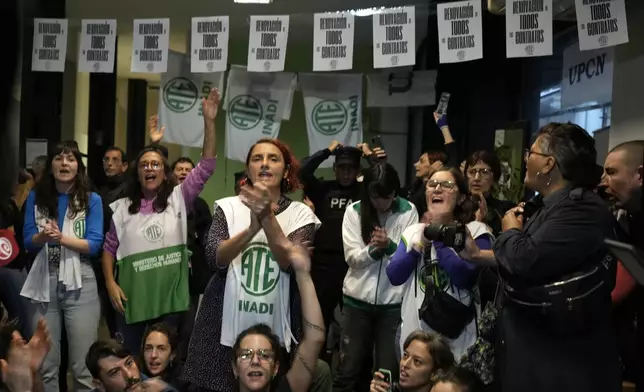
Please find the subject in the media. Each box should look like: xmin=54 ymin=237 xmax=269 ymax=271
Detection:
xmin=183 ymin=138 xmax=321 ymax=391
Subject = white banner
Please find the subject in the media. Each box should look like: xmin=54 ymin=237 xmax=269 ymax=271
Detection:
xmin=561 ymin=44 xmax=613 ymax=108
xmin=372 ymin=7 xmax=416 ymax=69
xmin=366 ymin=70 xmax=436 ymax=107
xmin=191 ymin=16 xmax=229 ymax=73
xmin=225 ymin=65 xmax=295 ymax=162
xmin=574 ymin=0 xmax=629 ymax=51
xmin=158 ymin=51 xmax=225 ymax=148
xmin=31 ymin=19 xmax=68 ymax=72
xmin=437 ymin=1 xmax=483 ymax=63
xmin=505 ymin=0 xmax=553 ymax=58
xmin=78 ymin=19 xmax=117 ymax=73
xmin=131 ymin=19 xmax=170 ymax=73
xmin=313 ymin=12 xmax=355 ymax=72
xmin=300 ymin=73 xmax=363 ymax=168
xmin=247 ymin=15 xmax=289 ymax=72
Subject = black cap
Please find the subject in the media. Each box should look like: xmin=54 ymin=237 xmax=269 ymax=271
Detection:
xmin=334 ymin=146 xmax=361 ymax=167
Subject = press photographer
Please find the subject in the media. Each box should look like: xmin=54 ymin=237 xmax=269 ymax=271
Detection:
xmin=493 ymin=123 xmax=621 ymax=392
xmin=387 ymin=168 xmax=492 ymax=361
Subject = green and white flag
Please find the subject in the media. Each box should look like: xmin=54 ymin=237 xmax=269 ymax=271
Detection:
xmin=300 ymin=73 xmax=363 ymax=168
xmin=225 ymin=65 xmax=295 ymax=162
xmin=158 ymin=51 xmax=224 ymax=148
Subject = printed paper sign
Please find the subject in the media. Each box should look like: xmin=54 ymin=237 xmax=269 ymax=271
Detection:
xmin=78 ymin=19 xmax=117 ymax=73
xmin=574 ymin=0 xmax=629 ymax=51
xmin=505 ymin=0 xmax=553 ymax=58
xmin=437 ymin=1 xmax=483 ymax=63
xmin=247 ymin=15 xmax=289 ymax=72
xmin=31 ymin=18 xmax=68 ymax=72
xmin=191 ymin=16 xmax=229 ymax=73
xmin=372 ymin=7 xmax=416 ymax=68
xmin=313 ymin=12 xmax=355 ymax=71
xmin=131 ymin=18 xmax=170 ymax=73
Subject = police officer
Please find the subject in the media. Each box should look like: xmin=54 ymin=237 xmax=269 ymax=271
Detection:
xmin=299 ymin=141 xmax=383 ymax=346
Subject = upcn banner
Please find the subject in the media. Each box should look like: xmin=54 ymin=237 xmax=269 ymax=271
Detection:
xmin=561 ymin=43 xmax=613 ymax=109
xmin=300 ymin=73 xmax=363 ymax=168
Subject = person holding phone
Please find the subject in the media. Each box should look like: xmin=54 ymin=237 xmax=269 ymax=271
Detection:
xmin=369 ymin=331 xmax=455 ymax=392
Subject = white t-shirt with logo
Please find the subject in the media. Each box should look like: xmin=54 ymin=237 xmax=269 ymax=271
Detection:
xmin=216 ymin=196 xmax=320 ymax=351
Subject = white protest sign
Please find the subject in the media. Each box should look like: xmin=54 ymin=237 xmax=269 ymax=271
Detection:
xmin=574 ymin=0 xmax=629 ymax=51
xmin=301 ymin=73 xmax=363 ymax=168
xmin=78 ymin=19 xmax=116 ymax=73
xmin=313 ymin=12 xmax=355 ymax=71
xmin=247 ymin=15 xmax=289 ymax=72
xmin=131 ymin=19 xmax=170 ymax=73
xmin=372 ymin=7 xmax=416 ymax=69
xmin=505 ymin=0 xmax=553 ymax=58
xmin=561 ymin=43 xmax=613 ymax=108
xmin=437 ymin=1 xmax=483 ymax=63
xmin=191 ymin=16 xmax=229 ymax=73
xmin=31 ymin=19 xmax=68 ymax=72
xmin=159 ymin=51 xmax=225 ymax=148
xmin=225 ymin=66 xmax=295 ymax=161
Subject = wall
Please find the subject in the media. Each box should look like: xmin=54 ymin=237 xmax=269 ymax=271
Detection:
xmin=609 ymin=0 xmax=644 ymax=148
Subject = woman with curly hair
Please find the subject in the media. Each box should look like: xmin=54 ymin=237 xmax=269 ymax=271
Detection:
xmin=183 ymin=138 xmax=320 ymax=392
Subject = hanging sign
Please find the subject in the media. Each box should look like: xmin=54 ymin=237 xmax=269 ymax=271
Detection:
xmin=224 ymin=66 xmax=295 ymax=161
xmin=574 ymin=0 xmax=629 ymax=51
xmin=31 ymin=18 xmax=68 ymax=72
xmin=313 ymin=12 xmax=355 ymax=71
xmin=505 ymin=0 xmax=553 ymax=58
xmin=561 ymin=44 xmax=613 ymax=108
xmin=191 ymin=16 xmax=229 ymax=73
xmin=131 ymin=18 xmax=170 ymax=73
xmin=372 ymin=7 xmax=416 ymax=69
xmin=78 ymin=19 xmax=117 ymax=73
xmin=437 ymin=0 xmax=483 ymax=63
xmin=247 ymin=15 xmax=289 ymax=72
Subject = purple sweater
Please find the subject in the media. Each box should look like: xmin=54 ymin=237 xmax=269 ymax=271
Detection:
xmin=386 ymin=236 xmax=492 ymax=289
xmin=103 ymin=157 xmax=216 ymax=257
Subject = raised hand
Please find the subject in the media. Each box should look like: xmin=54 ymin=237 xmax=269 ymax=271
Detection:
xmin=240 ymin=183 xmax=272 ymax=218
xmin=27 ymin=319 xmax=51 ymax=373
xmin=286 ymin=241 xmax=311 ymax=274
xmin=202 ymin=88 xmax=221 ymax=122
xmin=148 ymin=114 xmax=165 ymax=143
xmin=0 ymin=332 xmax=33 ymax=392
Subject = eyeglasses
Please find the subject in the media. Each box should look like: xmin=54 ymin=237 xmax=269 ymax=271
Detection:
xmin=466 ymin=168 xmax=492 ymax=178
xmin=426 ymin=180 xmax=457 ymax=191
xmin=139 ymin=161 xmax=163 ymax=170
xmin=237 ymin=348 xmax=275 ymax=363
xmin=524 ymin=149 xmax=551 ymax=161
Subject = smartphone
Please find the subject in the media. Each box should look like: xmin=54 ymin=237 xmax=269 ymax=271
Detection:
xmin=379 ymin=368 xmax=392 ymax=385
xmin=372 ymin=135 xmax=384 ymax=149
xmin=436 ymin=92 xmax=451 ymax=115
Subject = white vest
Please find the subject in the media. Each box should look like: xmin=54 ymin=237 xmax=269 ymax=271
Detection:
xmin=110 ymin=186 xmax=190 ymax=323
xmin=21 ymin=205 xmax=85 ymax=303
xmin=217 ymin=196 xmax=320 ymax=351
xmin=399 ymin=221 xmax=491 ymax=360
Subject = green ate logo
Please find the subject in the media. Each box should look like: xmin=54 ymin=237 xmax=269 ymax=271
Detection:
xmin=312 ymin=100 xmax=348 ymax=136
xmin=241 ymin=243 xmax=279 ymax=296
xmin=73 ymin=219 xmax=85 ymax=238
xmin=163 ymin=77 xmax=198 ymax=113
xmin=143 ymin=223 xmax=164 ymax=243
xmin=228 ymin=95 xmax=263 ymax=130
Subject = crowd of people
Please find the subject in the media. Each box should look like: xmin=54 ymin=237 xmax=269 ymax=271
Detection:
xmin=0 ymin=85 xmax=642 ymax=392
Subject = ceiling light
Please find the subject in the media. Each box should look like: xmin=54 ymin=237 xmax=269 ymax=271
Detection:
xmin=234 ymin=0 xmax=272 ymax=3
xmin=347 ymin=7 xmax=387 ymax=17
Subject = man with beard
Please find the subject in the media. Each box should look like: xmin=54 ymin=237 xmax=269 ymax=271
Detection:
xmin=86 ymin=340 xmax=175 ymax=392
xmin=299 ymin=141 xmax=384 ymax=365
xmin=601 ymin=140 xmax=643 ymax=389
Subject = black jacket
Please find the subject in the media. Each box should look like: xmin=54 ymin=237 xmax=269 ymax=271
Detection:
xmin=187 ymin=196 xmax=213 ymax=295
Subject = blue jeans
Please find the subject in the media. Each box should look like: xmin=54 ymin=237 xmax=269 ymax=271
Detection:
xmin=33 ymin=263 xmax=101 ymax=392
xmin=0 ymin=267 xmax=34 ymax=338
